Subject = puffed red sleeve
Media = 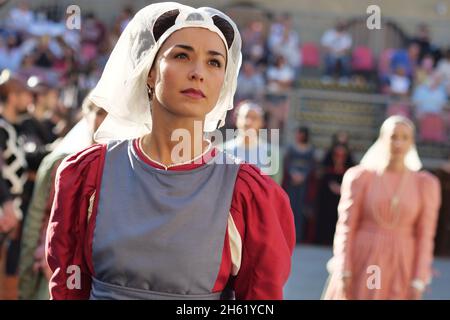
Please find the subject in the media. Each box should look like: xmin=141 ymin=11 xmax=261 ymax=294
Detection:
xmin=230 ymin=164 xmax=296 ymax=299
xmin=45 ymin=144 xmax=105 ymax=300
xmin=414 ymin=171 xmax=441 ymax=284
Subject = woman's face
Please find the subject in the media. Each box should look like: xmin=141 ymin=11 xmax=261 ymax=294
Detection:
xmin=237 ymin=108 xmax=263 ymax=131
xmin=148 ymin=27 xmax=227 ymax=121
xmin=333 ymin=145 xmax=347 ymax=164
xmin=296 ymin=131 xmax=308 ymax=144
xmin=387 ymin=123 xmax=414 ymax=161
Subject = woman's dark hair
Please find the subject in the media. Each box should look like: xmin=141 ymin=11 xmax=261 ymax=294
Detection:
xmin=152 ymin=9 xmax=234 ymax=49
xmin=322 ymin=142 xmax=355 ymax=169
xmin=211 ymin=15 xmax=234 ymax=49
xmin=152 ymin=10 xmax=180 ymax=42
xmin=297 ymin=126 xmax=310 ymax=143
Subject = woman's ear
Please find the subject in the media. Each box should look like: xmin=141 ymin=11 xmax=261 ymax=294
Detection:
xmin=147 ymin=74 xmax=154 ymax=88
xmin=147 ymin=67 xmax=156 ymax=88
xmin=147 ymin=68 xmax=157 ymax=101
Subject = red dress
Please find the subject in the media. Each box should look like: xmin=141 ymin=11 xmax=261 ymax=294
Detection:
xmin=45 ymin=140 xmax=296 ymax=299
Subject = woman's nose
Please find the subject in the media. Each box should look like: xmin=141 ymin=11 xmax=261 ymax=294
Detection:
xmin=188 ymin=63 xmax=205 ymax=81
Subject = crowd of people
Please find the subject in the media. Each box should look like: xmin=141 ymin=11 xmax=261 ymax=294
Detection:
xmin=236 ymin=17 xmax=450 ymax=144
xmin=0 ymin=1 xmax=448 ymax=300
xmin=381 ymin=24 xmax=450 ymax=143
xmin=0 ymin=1 xmax=115 ymax=299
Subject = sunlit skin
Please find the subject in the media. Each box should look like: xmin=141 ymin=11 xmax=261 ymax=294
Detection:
xmin=142 ymin=27 xmax=227 ymax=166
xmin=385 ymin=122 xmax=414 ymax=172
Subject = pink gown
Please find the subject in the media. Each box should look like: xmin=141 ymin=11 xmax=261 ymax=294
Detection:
xmin=324 ymin=165 xmax=441 ymax=300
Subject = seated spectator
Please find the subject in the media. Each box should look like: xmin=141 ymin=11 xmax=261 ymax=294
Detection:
xmin=0 ymin=33 xmax=24 ymax=72
xmin=32 ymin=36 xmax=55 ymax=69
xmin=411 ymin=23 xmax=441 ymax=64
xmin=242 ymin=20 xmax=267 ymax=65
xmin=320 ymin=21 xmax=352 ymax=84
xmin=81 ymin=12 xmax=107 ymax=63
xmin=388 ymin=66 xmax=411 ymax=97
xmin=16 ymin=55 xmax=48 ymax=85
xmin=414 ymin=53 xmax=435 ymax=86
xmin=52 ymin=42 xmax=77 ymax=77
xmin=78 ymin=60 xmax=101 ymax=95
xmin=5 ymin=1 xmax=34 ymax=32
xmin=390 ymin=41 xmax=421 ymax=80
xmin=267 ymin=13 xmax=301 ymax=80
xmin=110 ymin=6 xmax=134 ymax=48
xmin=412 ymin=72 xmax=448 ymax=118
xmin=117 ymin=6 xmax=134 ymax=33
xmin=266 ymin=55 xmax=295 ymax=92
xmin=412 ymin=72 xmax=448 ymax=142
xmin=436 ymin=48 xmax=450 ymax=95
xmin=265 ymin=55 xmax=294 ymax=135
xmin=235 ymin=61 xmax=265 ymax=103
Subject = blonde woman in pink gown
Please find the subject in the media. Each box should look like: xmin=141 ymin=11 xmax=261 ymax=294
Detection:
xmin=323 ymin=115 xmax=441 ymax=300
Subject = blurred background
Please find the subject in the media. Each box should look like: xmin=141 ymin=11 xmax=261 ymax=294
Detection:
xmin=0 ymin=0 xmax=449 ymax=299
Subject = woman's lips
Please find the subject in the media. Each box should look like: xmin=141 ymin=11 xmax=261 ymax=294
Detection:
xmin=181 ymin=89 xmax=205 ymax=99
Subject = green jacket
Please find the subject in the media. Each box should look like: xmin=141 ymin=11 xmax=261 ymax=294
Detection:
xmin=18 ymin=151 xmax=68 ymax=300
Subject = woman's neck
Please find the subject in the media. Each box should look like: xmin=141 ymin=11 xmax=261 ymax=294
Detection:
xmin=296 ymin=142 xmax=309 ymax=150
xmin=385 ymin=158 xmax=407 ymax=172
xmin=141 ymin=113 xmax=208 ymax=167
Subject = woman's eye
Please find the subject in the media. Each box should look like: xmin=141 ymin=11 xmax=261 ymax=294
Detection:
xmin=209 ymin=59 xmax=222 ymax=68
xmin=175 ymin=53 xmax=188 ymax=59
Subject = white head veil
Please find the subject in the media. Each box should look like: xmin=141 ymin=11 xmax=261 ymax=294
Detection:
xmin=89 ymin=2 xmax=242 ymax=143
xmin=360 ymin=115 xmax=422 ymax=172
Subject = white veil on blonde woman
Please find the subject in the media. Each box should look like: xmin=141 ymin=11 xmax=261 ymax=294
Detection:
xmin=89 ymin=2 xmax=242 ymax=143
xmin=360 ymin=115 xmax=422 ymax=172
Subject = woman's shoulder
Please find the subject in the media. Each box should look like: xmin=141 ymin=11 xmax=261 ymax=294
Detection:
xmin=57 ymin=143 xmax=106 ymax=178
xmin=415 ymin=170 xmax=440 ymax=190
xmin=235 ymin=163 xmax=288 ymax=202
xmin=343 ymin=165 xmax=374 ymax=183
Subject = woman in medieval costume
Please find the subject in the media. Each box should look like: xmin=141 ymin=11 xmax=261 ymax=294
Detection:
xmin=45 ymin=2 xmax=295 ymax=300
xmin=323 ymin=115 xmax=441 ymax=300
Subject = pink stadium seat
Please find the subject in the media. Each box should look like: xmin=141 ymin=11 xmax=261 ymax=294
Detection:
xmin=419 ymin=113 xmax=447 ymax=143
xmin=386 ymin=103 xmax=411 ymax=118
xmin=81 ymin=44 xmax=98 ymax=61
xmin=301 ymin=42 xmax=320 ymax=68
xmin=351 ymin=46 xmax=375 ymax=72
xmin=378 ymin=48 xmax=395 ymax=78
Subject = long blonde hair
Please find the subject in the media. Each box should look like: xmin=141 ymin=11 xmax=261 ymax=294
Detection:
xmin=360 ymin=115 xmax=422 ymax=172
